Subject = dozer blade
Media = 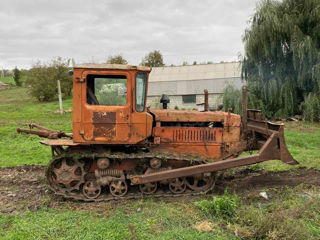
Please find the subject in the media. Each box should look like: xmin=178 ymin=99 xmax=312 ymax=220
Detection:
xmin=130 ymin=128 xmax=298 ymax=185
xmin=245 ymin=114 xmax=298 ymax=165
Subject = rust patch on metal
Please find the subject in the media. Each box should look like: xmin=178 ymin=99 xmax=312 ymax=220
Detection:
xmin=92 ymin=112 xmax=116 ymax=139
xmin=93 ymin=125 xmax=116 ymax=139
xmin=93 ymin=112 xmax=116 ymax=124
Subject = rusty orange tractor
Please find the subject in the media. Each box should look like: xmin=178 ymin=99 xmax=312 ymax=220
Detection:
xmin=17 ymin=64 xmax=297 ymax=200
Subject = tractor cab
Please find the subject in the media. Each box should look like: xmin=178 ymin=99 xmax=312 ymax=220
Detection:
xmin=72 ymin=64 xmax=153 ymax=144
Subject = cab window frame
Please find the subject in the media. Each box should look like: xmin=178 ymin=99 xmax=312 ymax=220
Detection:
xmin=86 ymin=74 xmax=128 ymax=106
xmin=135 ymin=72 xmax=147 ymax=112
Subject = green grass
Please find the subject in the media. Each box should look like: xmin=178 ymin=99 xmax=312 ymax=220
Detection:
xmin=194 ymin=185 xmax=320 ymax=239
xmin=229 ymin=185 xmax=320 ymax=239
xmin=0 ymin=87 xmax=72 ymax=167
xmin=0 ymin=200 xmax=236 ymax=240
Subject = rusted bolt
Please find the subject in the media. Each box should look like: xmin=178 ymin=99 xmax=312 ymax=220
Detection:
xmin=130 ymin=178 xmax=140 ymax=185
xmin=97 ymin=158 xmax=110 ymax=169
xmin=150 ymin=158 xmax=161 ymax=169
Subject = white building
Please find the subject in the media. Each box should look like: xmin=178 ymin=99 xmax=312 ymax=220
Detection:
xmin=147 ymin=62 xmax=243 ymax=110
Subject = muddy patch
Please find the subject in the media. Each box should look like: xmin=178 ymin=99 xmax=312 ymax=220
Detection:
xmin=0 ymin=165 xmax=320 ymax=214
xmin=216 ymin=168 xmax=320 ymax=194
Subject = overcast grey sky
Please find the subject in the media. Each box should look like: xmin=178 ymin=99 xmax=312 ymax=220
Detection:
xmin=0 ymin=0 xmax=258 ymax=69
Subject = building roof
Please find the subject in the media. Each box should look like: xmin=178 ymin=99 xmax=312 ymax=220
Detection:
xmin=149 ymin=62 xmax=241 ymax=82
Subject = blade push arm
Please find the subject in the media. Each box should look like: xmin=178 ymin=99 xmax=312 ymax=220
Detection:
xmin=17 ymin=123 xmax=72 ymax=139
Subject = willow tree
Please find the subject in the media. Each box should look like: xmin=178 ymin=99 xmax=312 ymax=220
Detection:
xmin=242 ymin=0 xmax=320 ymax=119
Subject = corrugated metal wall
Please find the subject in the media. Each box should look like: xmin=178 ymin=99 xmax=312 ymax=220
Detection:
xmin=148 ymin=77 xmax=243 ymax=96
xmin=147 ymin=62 xmax=243 ymax=96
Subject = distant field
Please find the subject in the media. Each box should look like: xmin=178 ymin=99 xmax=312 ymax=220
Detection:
xmin=1 ymin=82 xmax=320 ymax=239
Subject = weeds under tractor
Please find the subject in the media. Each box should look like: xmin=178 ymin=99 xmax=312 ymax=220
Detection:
xmin=17 ymin=64 xmax=298 ymax=201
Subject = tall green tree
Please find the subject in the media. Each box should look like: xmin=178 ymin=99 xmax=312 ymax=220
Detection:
xmin=242 ymin=0 xmax=320 ymax=120
xmin=141 ymin=50 xmax=165 ymax=67
xmin=107 ymin=55 xmax=128 ymax=65
xmin=13 ymin=67 xmax=21 ymax=86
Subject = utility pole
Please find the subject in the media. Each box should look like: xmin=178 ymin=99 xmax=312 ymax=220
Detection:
xmin=57 ymin=80 xmax=64 ymax=114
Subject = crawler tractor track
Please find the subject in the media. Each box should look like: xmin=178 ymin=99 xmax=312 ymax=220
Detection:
xmin=46 ymin=154 xmax=216 ymax=202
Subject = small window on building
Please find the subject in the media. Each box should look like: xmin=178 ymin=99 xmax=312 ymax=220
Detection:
xmin=87 ymin=75 xmax=127 ymax=105
xmin=182 ymin=95 xmax=196 ymax=103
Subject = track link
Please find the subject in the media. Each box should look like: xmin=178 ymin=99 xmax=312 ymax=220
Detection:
xmin=46 ymin=155 xmax=216 ymax=202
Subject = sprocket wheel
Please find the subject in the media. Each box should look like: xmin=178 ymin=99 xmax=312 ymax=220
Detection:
xmin=169 ymin=178 xmax=186 ymax=194
xmin=185 ymin=174 xmax=214 ymax=192
xmin=139 ymin=182 xmax=158 ymax=195
xmin=47 ymin=157 xmax=85 ymax=193
xmin=109 ymin=179 xmax=128 ymax=197
xmin=83 ymin=181 xmax=101 ymax=199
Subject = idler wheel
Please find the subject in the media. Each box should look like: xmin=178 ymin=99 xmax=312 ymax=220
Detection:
xmin=139 ymin=182 xmax=158 ymax=195
xmin=83 ymin=181 xmax=101 ymax=199
xmin=109 ymin=179 xmax=128 ymax=197
xmin=185 ymin=174 xmax=214 ymax=192
xmin=48 ymin=158 xmax=85 ymax=193
xmin=169 ymin=178 xmax=186 ymax=194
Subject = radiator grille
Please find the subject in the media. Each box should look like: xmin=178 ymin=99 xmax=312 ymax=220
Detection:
xmin=172 ymin=128 xmax=216 ymax=142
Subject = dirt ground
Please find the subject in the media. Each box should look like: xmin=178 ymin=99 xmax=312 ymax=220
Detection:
xmin=1 ymin=165 xmax=320 ymax=214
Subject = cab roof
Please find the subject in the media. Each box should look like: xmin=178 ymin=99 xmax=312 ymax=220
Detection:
xmin=74 ymin=63 xmax=152 ymax=72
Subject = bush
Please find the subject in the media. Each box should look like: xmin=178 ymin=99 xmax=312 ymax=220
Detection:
xmin=26 ymin=58 xmax=73 ymax=102
xmin=221 ymin=83 xmax=242 ymax=114
xmin=301 ymin=93 xmax=320 ymax=122
xmin=195 ymin=190 xmax=239 ymax=219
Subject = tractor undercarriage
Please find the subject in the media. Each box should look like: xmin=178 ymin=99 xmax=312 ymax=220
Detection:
xmin=45 ymin=146 xmax=217 ymax=201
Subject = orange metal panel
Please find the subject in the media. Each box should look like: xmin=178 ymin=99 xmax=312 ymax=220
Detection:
xmin=150 ymin=109 xmax=241 ymax=126
xmin=72 ymin=68 xmax=83 ymax=142
xmin=223 ymin=127 xmax=241 ymax=143
xmin=153 ymin=143 xmax=221 ymax=160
